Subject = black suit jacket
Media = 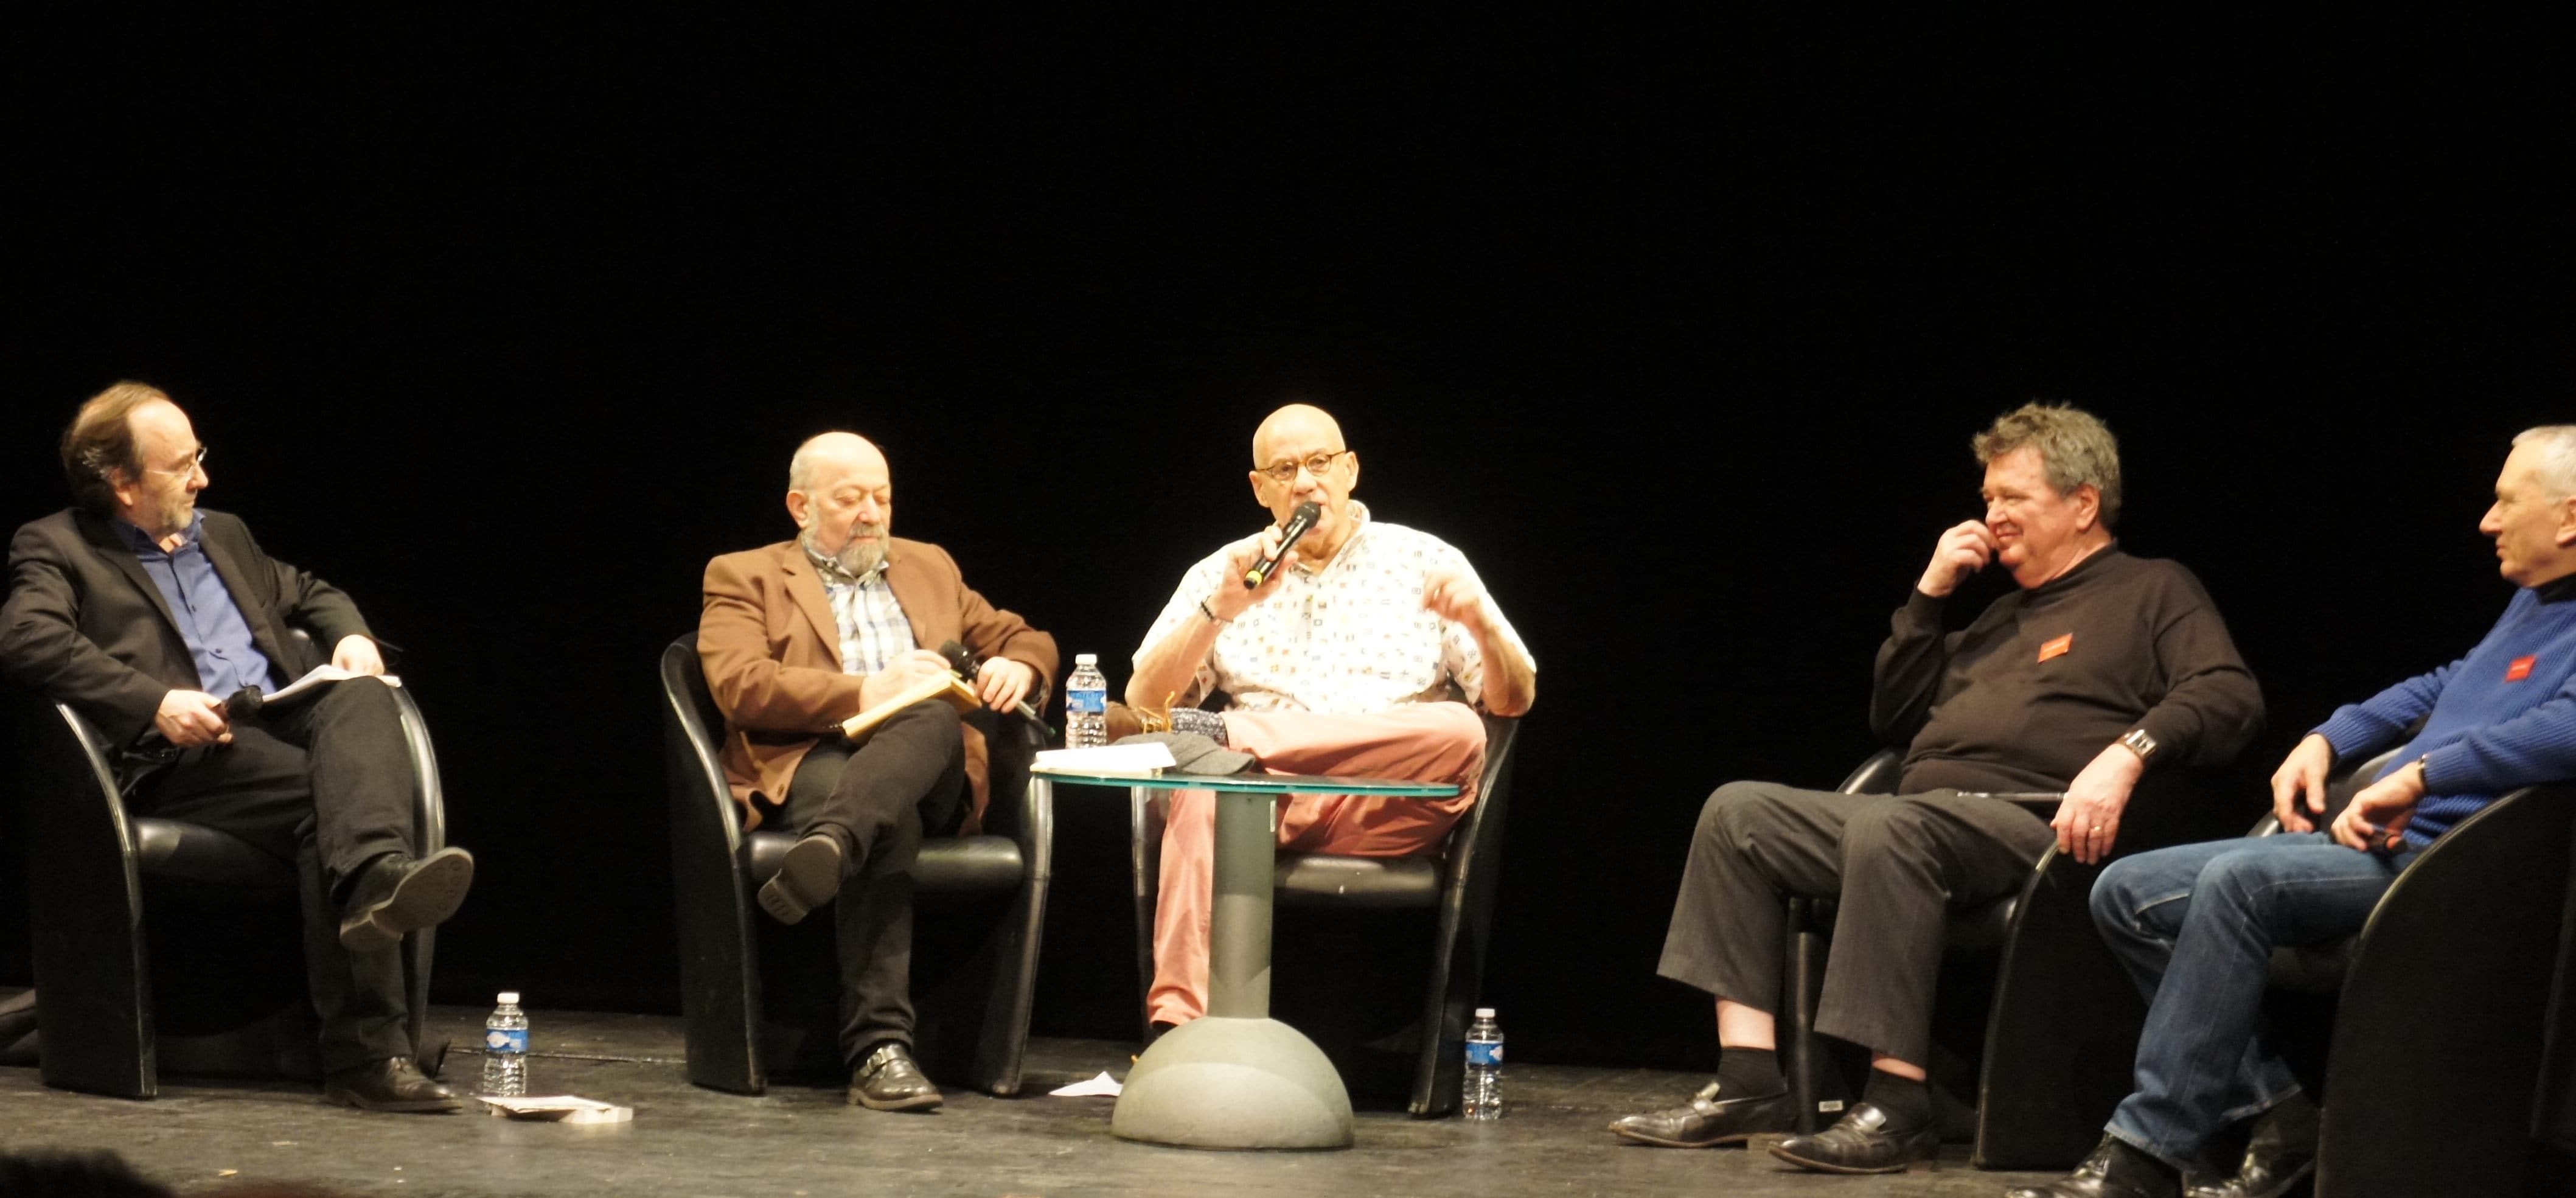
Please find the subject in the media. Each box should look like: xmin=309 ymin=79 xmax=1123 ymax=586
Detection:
xmin=0 ymin=507 xmax=374 ymax=747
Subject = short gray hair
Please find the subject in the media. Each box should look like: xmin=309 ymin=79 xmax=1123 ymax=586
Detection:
xmin=2513 ymin=426 xmax=2576 ymax=501
xmin=1972 ymin=403 xmax=2124 ymax=529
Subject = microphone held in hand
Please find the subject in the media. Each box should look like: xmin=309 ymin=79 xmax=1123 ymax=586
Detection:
xmin=938 ymin=640 xmax=1045 ymax=723
xmin=1244 ymin=501 xmax=1322 ymax=590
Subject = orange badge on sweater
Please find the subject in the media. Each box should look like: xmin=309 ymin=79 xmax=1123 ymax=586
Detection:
xmin=2038 ymin=633 xmax=2073 ymax=663
xmin=2508 ymin=654 xmax=2537 ymax=681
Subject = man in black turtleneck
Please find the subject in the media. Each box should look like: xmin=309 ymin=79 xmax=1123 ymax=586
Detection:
xmin=1610 ymin=403 xmax=2264 ymax=1175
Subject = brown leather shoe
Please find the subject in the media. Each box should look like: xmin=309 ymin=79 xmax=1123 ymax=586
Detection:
xmin=848 ymin=1041 xmax=942 ymax=1112
xmin=757 ymin=833 xmax=844 ymax=925
xmin=338 ymin=848 xmax=475 ymax=952
xmin=322 ymin=1056 xmax=462 ymax=1113
xmin=1607 ymin=1081 xmax=1796 ymax=1148
xmin=1768 ymin=1102 xmax=1940 ymax=1174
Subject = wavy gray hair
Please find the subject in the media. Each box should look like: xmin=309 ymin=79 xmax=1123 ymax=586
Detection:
xmin=1972 ymin=403 xmax=2123 ymax=529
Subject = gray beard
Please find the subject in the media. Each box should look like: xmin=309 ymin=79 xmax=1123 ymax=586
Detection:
xmin=803 ymin=525 xmax=888 ymax=577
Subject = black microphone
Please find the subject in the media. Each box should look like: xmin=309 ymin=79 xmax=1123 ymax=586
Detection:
xmin=938 ymin=640 xmax=1045 ymax=723
xmin=1244 ymin=501 xmax=1322 ymax=589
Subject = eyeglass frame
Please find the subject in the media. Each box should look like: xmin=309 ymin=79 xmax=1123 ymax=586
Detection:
xmin=141 ymin=445 xmax=209 ymax=478
xmin=1255 ymin=448 xmax=1352 ymax=484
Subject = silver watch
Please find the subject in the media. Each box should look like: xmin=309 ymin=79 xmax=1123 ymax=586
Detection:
xmin=2118 ymin=727 xmax=2160 ymax=762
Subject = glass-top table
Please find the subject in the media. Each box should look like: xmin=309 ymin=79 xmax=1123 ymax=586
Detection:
xmin=1027 ymin=766 xmax=1461 ymax=1150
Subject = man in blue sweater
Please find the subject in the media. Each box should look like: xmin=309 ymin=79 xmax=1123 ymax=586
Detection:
xmin=2011 ymin=423 xmax=2576 ymax=1198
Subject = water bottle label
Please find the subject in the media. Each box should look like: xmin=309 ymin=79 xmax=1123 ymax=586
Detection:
xmin=1067 ymin=688 xmax=1107 ymax=714
xmin=1466 ymin=1040 xmax=1503 ymax=1067
xmin=486 ymin=1028 xmax=528 ymax=1053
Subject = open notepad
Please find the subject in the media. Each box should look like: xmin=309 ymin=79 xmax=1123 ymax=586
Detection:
xmin=838 ymin=671 xmax=982 ymax=743
xmin=263 ymin=665 xmax=403 ymax=706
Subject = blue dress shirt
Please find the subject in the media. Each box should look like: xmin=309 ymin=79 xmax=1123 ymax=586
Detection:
xmin=116 ymin=513 xmax=276 ymax=696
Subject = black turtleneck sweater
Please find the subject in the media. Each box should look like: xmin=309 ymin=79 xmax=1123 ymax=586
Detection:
xmin=1870 ymin=545 xmax=2264 ymax=795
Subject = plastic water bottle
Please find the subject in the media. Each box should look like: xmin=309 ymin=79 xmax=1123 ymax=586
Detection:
xmin=481 ymin=991 xmax=529 ymax=1096
xmin=1463 ymin=1007 xmax=1503 ymax=1120
xmin=1066 ymin=653 xmax=1109 ymax=748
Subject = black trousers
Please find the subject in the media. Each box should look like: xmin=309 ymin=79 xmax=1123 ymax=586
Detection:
xmin=128 ymin=677 xmax=419 ymax=1071
xmin=781 ymin=700 xmax=966 ymax=1068
xmin=1655 ymin=780 xmax=2053 ymax=1066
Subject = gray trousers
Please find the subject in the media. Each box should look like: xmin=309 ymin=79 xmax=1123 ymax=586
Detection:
xmin=1656 ymin=780 xmax=2053 ymax=1065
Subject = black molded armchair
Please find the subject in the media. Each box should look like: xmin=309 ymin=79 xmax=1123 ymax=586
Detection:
xmin=1785 ymin=749 xmax=2245 ymax=1169
xmin=658 ymin=635 xmax=1051 ymax=1096
xmin=1127 ymin=713 xmax=1522 ymax=1118
xmin=9 ymin=654 xmax=445 ymax=1099
xmin=2243 ymin=747 xmax=2576 ymax=1198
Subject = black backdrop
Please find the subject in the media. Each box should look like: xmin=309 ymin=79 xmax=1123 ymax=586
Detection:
xmin=4 ymin=11 xmax=2569 ymax=1069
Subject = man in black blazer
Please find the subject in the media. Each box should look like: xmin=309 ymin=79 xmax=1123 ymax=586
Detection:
xmin=0 ymin=382 xmax=474 ymax=1112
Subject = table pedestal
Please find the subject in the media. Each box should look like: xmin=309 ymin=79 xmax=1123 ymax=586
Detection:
xmin=1112 ymin=789 xmax=1356 ymax=1149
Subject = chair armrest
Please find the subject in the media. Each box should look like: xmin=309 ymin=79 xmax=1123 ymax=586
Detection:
xmin=1836 ymin=748 xmax=1904 ymax=796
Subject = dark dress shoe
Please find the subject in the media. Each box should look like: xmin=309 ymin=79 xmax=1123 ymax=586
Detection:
xmin=758 ymin=833 xmax=845 ymax=925
xmin=2007 ymin=1137 xmax=2182 ymax=1198
xmin=339 ymin=848 xmax=475 ymax=952
xmin=322 ymin=1056 xmax=462 ymax=1113
xmin=2186 ymin=1095 xmax=2318 ymax=1198
xmin=848 ymin=1041 xmax=942 ymax=1112
xmin=1607 ymin=1081 xmax=1797 ymax=1148
xmin=1767 ymin=1101 xmax=1939 ymax=1174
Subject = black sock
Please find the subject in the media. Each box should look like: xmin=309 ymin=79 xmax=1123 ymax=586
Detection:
xmin=1715 ymin=1048 xmax=1784 ymax=1096
xmin=1861 ymin=1070 xmax=1931 ymax=1130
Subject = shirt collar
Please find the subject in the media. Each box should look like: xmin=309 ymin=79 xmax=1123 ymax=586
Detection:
xmin=802 ymin=537 xmax=891 ymax=587
xmin=2536 ymin=573 xmax=2576 ymax=604
xmin=114 ymin=511 xmax=203 ymax=557
xmin=1292 ymin=500 xmax=1372 ymax=577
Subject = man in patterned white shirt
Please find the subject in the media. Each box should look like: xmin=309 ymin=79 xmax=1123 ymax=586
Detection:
xmin=1124 ymin=403 xmax=1537 ymax=1034
xmin=699 ymin=431 xmax=1056 ymax=1112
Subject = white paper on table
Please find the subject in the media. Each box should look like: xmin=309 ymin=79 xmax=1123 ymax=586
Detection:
xmin=1031 ymin=744 xmax=1176 ymax=774
xmin=262 ymin=665 xmax=402 ymax=707
xmin=1047 ymin=1071 xmax=1124 ymax=1098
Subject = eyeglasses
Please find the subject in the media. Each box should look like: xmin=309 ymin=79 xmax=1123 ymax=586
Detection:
xmin=1257 ymin=449 xmax=1351 ymax=484
xmin=144 ymin=445 xmax=209 ymax=478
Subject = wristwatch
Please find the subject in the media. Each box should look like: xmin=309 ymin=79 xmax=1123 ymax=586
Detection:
xmin=2118 ymin=727 xmax=2160 ymax=763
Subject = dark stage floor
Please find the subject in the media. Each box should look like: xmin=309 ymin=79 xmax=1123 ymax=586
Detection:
xmin=1 ymin=1005 xmax=2064 ymax=1197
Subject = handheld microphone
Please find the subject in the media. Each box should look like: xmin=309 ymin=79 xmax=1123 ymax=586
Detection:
xmin=938 ymin=639 xmax=1045 ymax=723
xmin=1244 ymin=501 xmax=1322 ymax=589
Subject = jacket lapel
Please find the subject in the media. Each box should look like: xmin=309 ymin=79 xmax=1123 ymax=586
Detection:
xmin=882 ymin=543 xmax=937 ymax=651
xmin=776 ymin=544 xmax=845 ymax=665
xmin=195 ymin=515 xmax=294 ymax=675
xmin=73 ymin=510 xmax=186 ymax=638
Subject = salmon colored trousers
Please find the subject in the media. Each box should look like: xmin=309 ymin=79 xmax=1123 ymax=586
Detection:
xmin=1147 ymin=701 xmax=1487 ymax=1026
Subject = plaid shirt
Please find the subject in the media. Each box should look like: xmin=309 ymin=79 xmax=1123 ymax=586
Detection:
xmin=1135 ymin=501 xmax=1532 ymax=716
xmin=804 ymin=542 xmax=916 ymax=675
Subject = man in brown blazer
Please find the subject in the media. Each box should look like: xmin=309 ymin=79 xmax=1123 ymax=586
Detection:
xmin=698 ymin=431 xmax=1056 ymax=1112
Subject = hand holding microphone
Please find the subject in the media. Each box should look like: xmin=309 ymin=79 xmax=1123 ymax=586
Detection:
xmin=1244 ymin=501 xmax=1321 ymax=590
xmin=939 ymin=640 xmax=1043 ymax=723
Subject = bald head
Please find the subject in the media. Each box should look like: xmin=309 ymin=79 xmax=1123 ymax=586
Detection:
xmin=789 ymin=431 xmax=886 ymax=493
xmin=1252 ymin=404 xmax=1344 ymax=467
xmin=786 ymin=431 xmax=895 ymax=574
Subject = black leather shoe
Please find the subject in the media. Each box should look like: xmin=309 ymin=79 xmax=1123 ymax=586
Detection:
xmin=1608 ymin=1081 xmax=1797 ymax=1148
xmin=848 ymin=1041 xmax=942 ymax=1112
xmin=339 ymin=848 xmax=475 ymax=952
xmin=757 ymin=833 xmax=844 ymax=925
xmin=1767 ymin=1102 xmax=1939 ymax=1174
xmin=2008 ymin=1137 xmax=2182 ymax=1198
xmin=2186 ymin=1095 xmax=2318 ymax=1198
xmin=322 ymin=1056 xmax=462 ymax=1113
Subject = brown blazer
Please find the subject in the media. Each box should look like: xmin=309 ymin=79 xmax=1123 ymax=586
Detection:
xmin=698 ymin=536 xmax=1057 ymax=834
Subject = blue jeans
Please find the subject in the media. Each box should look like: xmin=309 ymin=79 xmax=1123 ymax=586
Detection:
xmin=2090 ymin=832 xmax=2418 ymax=1171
